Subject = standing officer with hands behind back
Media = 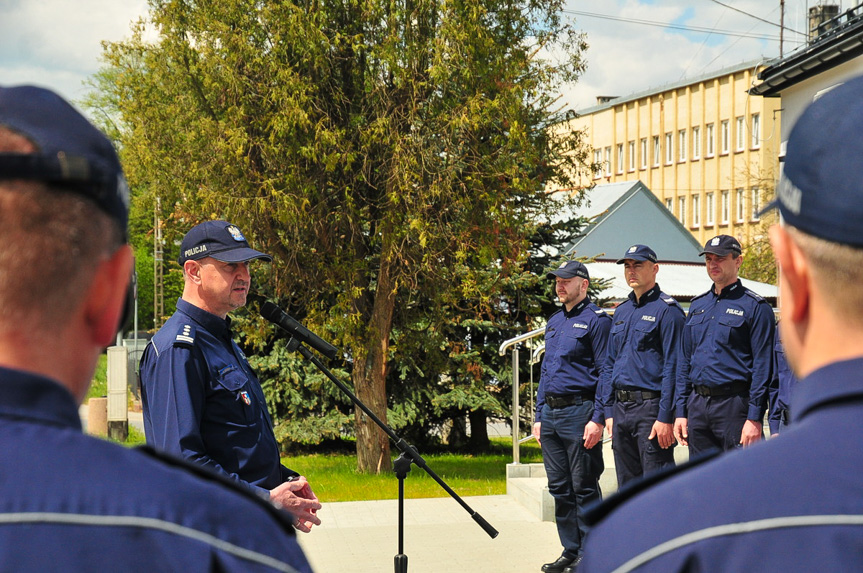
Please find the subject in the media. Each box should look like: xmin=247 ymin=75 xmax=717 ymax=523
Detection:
xmin=598 ymin=245 xmax=684 ymax=487
xmin=534 ymin=260 xmax=611 ymax=573
xmin=674 ymin=234 xmax=775 ymax=455
xmin=140 ymin=221 xmax=321 ymax=532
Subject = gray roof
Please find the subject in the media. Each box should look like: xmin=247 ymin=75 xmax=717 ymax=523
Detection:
xmin=585 ymin=261 xmax=778 ymax=304
xmin=564 ymin=181 xmax=704 ymax=264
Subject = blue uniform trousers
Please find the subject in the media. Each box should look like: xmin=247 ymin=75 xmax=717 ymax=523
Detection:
xmin=612 ymin=397 xmax=675 ymax=487
xmin=687 ymin=392 xmax=755 ymax=455
xmin=541 ymin=400 xmax=604 ymax=558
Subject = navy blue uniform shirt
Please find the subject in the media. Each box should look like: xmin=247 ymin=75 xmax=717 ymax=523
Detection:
xmin=768 ymin=327 xmax=798 ymax=433
xmin=581 ymin=356 xmax=863 ymax=572
xmin=676 ymin=279 xmax=775 ymax=421
xmin=0 ymin=366 xmax=310 ymax=572
xmin=537 ymin=296 xmax=611 ymax=424
xmin=598 ymin=284 xmax=685 ymax=424
xmin=141 ymin=298 xmax=296 ymax=496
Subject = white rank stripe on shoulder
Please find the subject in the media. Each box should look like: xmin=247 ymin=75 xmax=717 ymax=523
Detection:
xmin=175 ymin=324 xmax=194 ymax=345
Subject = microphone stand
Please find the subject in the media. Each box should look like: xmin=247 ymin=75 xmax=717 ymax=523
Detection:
xmin=285 ymin=338 xmax=499 ymax=572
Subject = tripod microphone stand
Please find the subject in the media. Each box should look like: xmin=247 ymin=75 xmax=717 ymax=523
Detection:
xmin=283 ymin=336 xmax=499 ymax=572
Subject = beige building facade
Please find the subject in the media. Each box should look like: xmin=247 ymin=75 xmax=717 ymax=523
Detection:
xmin=562 ymin=61 xmax=782 ymax=246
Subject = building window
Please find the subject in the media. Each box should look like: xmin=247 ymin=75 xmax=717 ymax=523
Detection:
xmin=706 ymin=192 xmax=715 ymax=226
xmin=751 ymin=114 xmax=761 ymax=149
xmin=665 ymin=133 xmax=673 ymax=165
xmin=678 ymin=196 xmax=686 ymax=225
xmin=706 ymin=123 xmax=715 ymax=157
xmin=751 ymin=188 xmax=760 ymax=221
xmin=640 ymin=138 xmax=648 ymax=170
xmin=692 ymin=194 xmax=700 ymax=228
xmin=604 ymin=146 xmax=612 ymax=177
xmin=736 ymin=188 xmax=745 ymax=222
xmin=721 ymin=120 xmax=730 ymax=154
xmin=653 ymin=136 xmax=660 ymax=167
xmin=616 ymin=144 xmax=624 ymax=174
xmin=692 ymin=126 xmax=701 ymax=160
xmin=628 ymin=141 xmax=636 ymax=172
xmin=736 ymin=117 xmax=745 ymax=151
xmin=594 ymin=149 xmax=602 ymax=179
xmin=665 ymin=198 xmax=673 ymax=213
xmin=721 ymin=190 xmax=730 ymax=224
xmin=679 ymin=129 xmax=687 ymax=162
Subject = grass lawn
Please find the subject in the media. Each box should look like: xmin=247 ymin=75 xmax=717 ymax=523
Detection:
xmin=282 ymin=438 xmax=544 ymax=502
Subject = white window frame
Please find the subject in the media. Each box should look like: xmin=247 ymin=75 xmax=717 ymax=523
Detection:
xmin=616 ymin=143 xmax=624 ymax=174
xmin=594 ymin=149 xmax=603 ymax=179
xmin=640 ymin=138 xmax=648 ymax=170
xmin=721 ymin=190 xmax=730 ymax=225
xmin=665 ymin=133 xmax=673 ymax=165
xmin=604 ymin=146 xmax=612 ymax=177
xmin=678 ymin=196 xmax=686 ymax=225
xmin=665 ymin=198 xmax=673 ymax=213
xmin=736 ymin=117 xmax=745 ymax=151
xmin=706 ymin=192 xmax=715 ymax=226
xmin=653 ymin=136 xmax=661 ymax=167
xmin=679 ymin=129 xmax=687 ymax=162
xmin=628 ymin=141 xmax=636 ymax=172
xmin=692 ymin=194 xmax=700 ymax=228
xmin=751 ymin=114 xmax=761 ymax=149
xmin=706 ymin=123 xmax=715 ymax=157
xmin=736 ymin=188 xmax=745 ymax=223
xmin=692 ymin=126 xmax=701 ymax=160
xmin=751 ymin=187 xmax=761 ymax=221
xmin=721 ymin=120 xmax=730 ymax=154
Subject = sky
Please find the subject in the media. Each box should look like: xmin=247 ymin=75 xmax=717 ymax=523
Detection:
xmin=0 ymin=0 xmax=822 ymax=116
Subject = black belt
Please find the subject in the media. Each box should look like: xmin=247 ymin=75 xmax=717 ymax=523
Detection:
xmin=615 ymin=389 xmax=661 ymax=402
xmin=780 ymin=408 xmax=791 ymax=425
xmin=545 ymin=393 xmax=594 ymax=409
xmin=694 ymin=381 xmax=749 ymax=397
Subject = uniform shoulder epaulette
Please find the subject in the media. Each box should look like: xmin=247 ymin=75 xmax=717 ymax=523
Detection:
xmin=660 ymin=293 xmax=680 ymax=306
xmin=744 ymin=289 xmax=766 ymax=302
xmin=135 ymin=445 xmax=296 ymax=536
xmin=690 ymin=289 xmax=710 ymax=302
xmin=584 ymin=449 xmax=722 ymax=526
xmin=172 ymin=323 xmax=196 ymax=347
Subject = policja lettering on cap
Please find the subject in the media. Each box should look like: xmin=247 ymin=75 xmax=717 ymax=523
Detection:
xmin=546 ymin=260 xmax=590 ymax=280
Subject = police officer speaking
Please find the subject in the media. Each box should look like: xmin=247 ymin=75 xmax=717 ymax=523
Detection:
xmin=580 ymin=72 xmax=863 ymax=573
xmin=674 ymin=234 xmax=775 ymax=455
xmin=598 ymin=245 xmax=684 ymax=487
xmin=140 ymin=220 xmax=322 ymax=532
xmin=0 ymin=85 xmax=310 ymax=571
xmin=534 ymin=260 xmax=611 ymax=573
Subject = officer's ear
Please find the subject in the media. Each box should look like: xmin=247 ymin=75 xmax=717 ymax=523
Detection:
xmin=86 ymin=244 xmax=135 ymax=347
xmin=184 ymin=259 xmax=202 ymax=284
xmin=770 ymin=225 xmax=810 ymax=324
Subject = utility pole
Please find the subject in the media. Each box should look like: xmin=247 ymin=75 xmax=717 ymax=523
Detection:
xmin=780 ymin=0 xmax=785 ymax=57
xmin=153 ymin=197 xmax=165 ymax=329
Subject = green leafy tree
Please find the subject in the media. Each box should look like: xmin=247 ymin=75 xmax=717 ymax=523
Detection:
xmin=93 ymin=0 xmax=592 ymax=473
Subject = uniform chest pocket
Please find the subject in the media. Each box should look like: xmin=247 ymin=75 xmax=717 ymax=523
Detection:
xmin=212 ymin=365 xmax=257 ymax=424
xmin=633 ymin=319 xmax=659 ymax=351
xmin=717 ymin=312 xmax=745 ymax=345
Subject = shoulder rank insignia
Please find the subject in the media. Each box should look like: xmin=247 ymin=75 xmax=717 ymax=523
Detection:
xmin=174 ymin=324 xmax=195 ymax=347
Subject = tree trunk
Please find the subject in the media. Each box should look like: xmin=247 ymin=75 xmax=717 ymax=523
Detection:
xmin=468 ymin=408 xmax=490 ymax=451
xmin=353 ymin=234 xmax=398 ymax=474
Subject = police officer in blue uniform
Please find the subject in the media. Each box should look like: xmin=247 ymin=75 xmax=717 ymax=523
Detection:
xmin=673 ymin=234 xmax=775 ymax=455
xmin=534 ymin=260 xmax=611 ymax=573
xmin=598 ymin=245 xmax=684 ymax=487
xmin=0 ymin=85 xmax=310 ymax=571
xmin=141 ymin=220 xmax=322 ymax=532
xmin=580 ymin=74 xmax=863 ymax=572
xmin=768 ymin=326 xmax=797 ymax=435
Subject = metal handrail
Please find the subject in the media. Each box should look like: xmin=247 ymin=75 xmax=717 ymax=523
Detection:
xmin=499 ymin=327 xmax=546 ymax=463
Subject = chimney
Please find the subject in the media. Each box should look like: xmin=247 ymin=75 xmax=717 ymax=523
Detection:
xmin=809 ymin=4 xmax=840 ymax=41
xmin=596 ymin=96 xmax=619 ymax=105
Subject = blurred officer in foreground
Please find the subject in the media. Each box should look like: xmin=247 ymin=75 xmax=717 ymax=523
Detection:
xmin=768 ymin=326 xmax=798 ymax=435
xmin=598 ymin=245 xmax=684 ymax=487
xmin=140 ymin=220 xmax=321 ymax=532
xmin=0 ymin=85 xmax=310 ymax=571
xmin=534 ymin=260 xmax=611 ymax=573
xmin=581 ymin=74 xmax=863 ymax=571
xmin=674 ymin=234 xmax=775 ymax=455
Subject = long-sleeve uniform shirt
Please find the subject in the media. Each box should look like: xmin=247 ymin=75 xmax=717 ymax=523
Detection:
xmin=598 ymin=284 xmax=685 ymax=424
xmin=141 ymin=298 xmax=297 ymax=497
xmin=675 ymin=280 xmax=775 ymax=421
xmin=536 ymin=296 xmax=611 ymax=424
xmin=0 ymin=366 xmax=310 ymax=572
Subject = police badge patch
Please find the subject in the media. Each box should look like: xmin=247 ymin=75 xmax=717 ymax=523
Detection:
xmin=227 ymin=225 xmax=245 ymax=242
xmin=240 ymin=391 xmax=251 ymax=405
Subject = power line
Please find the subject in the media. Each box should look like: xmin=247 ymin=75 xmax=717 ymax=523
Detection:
xmin=564 ymin=9 xmax=808 ymax=41
xmin=705 ymin=0 xmax=806 ymax=37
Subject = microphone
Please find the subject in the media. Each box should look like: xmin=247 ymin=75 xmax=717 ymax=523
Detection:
xmin=260 ymin=301 xmax=339 ymax=360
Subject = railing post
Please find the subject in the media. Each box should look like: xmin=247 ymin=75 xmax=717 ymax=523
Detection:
xmin=511 ymin=343 xmax=520 ymax=464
